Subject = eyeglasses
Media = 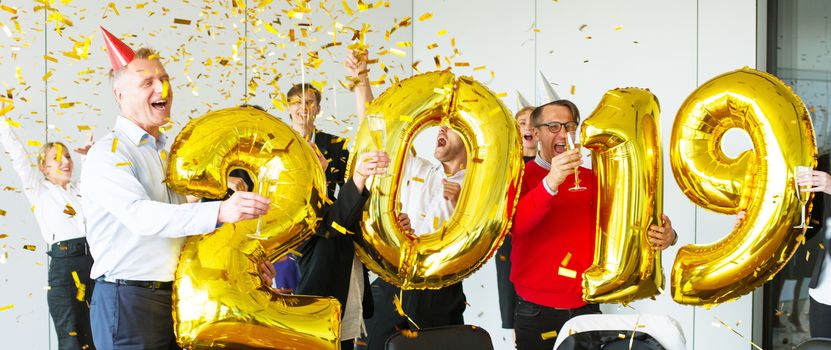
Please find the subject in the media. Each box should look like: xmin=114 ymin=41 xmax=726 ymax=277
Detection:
xmin=535 ymin=121 xmax=578 ymax=133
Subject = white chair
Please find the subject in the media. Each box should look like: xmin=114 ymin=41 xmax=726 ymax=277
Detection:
xmin=553 ymin=314 xmax=687 ymax=350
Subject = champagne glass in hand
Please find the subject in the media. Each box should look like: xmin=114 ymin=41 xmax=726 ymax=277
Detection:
xmin=566 ymin=130 xmax=587 ymax=192
xmin=366 ymin=114 xmax=389 ymax=176
xmin=249 ymin=167 xmax=274 ymax=239
xmin=794 ymin=166 xmax=813 ymax=229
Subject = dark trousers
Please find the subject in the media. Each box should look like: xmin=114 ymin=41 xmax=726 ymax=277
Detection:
xmin=514 ymin=297 xmax=600 ymax=350
xmin=810 ymin=296 xmax=831 ymax=338
xmin=363 ymin=278 xmax=465 ymax=350
xmin=47 ymin=239 xmax=95 ymax=350
xmin=495 ymin=235 xmax=517 ymax=329
xmin=90 ymin=281 xmax=180 ymax=350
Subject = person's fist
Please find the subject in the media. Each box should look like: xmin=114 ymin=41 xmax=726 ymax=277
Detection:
xmin=217 ymin=191 xmax=270 ymax=224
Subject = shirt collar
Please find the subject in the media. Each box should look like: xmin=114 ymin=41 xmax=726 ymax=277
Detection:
xmin=114 ymin=116 xmax=167 ymax=150
xmin=534 ymin=154 xmax=551 ymax=170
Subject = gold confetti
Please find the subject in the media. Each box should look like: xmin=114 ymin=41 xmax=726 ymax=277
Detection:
xmin=561 ymin=252 xmax=572 ymax=266
xmin=68 ymin=331 xmax=77 ymax=336
xmin=106 ymin=2 xmax=120 ymax=16
xmin=115 ymin=162 xmax=132 ymax=167
xmin=401 ymin=329 xmax=418 ymax=339
xmin=59 ymin=102 xmax=77 ymax=108
xmin=389 ymin=48 xmax=407 ymax=56
xmin=437 ymin=29 xmax=447 ymax=36
xmin=28 ymin=140 xmax=42 ymax=147
xmin=0 ymin=5 xmax=18 ymax=14
xmin=0 ymin=209 xmax=5 ymax=216
xmin=411 ymin=176 xmax=425 ymax=183
xmin=495 ymin=92 xmax=508 ymax=98
xmin=0 ymin=234 xmax=7 ymax=239
xmin=331 ymin=221 xmax=354 ymax=235
xmin=615 ymin=25 xmax=624 ymax=31
xmin=63 ymin=204 xmax=76 ymax=217
xmin=570 ymin=85 xmax=576 ymax=95
xmin=499 ymin=254 xmax=506 ymax=261
xmin=55 ymin=142 xmax=62 ymax=161
xmin=454 ymin=62 xmax=470 ymax=67
xmin=393 ymin=295 xmax=406 ymax=317
xmin=173 ymin=18 xmax=192 ymax=25
xmin=540 ymin=330 xmax=558 ymax=340
xmin=558 ymin=266 xmax=577 ymax=278
xmin=161 ymin=80 xmax=170 ymax=99
xmin=426 ymin=43 xmax=438 ymax=50
xmin=5 ymin=118 xmax=19 ymax=128
xmin=433 ymin=217 xmax=440 ymax=229
xmin=76 ymin=125 xmax=90 ymax=131
xmin=473 ymin=65 xmax=486 ymax=71
xmin=109 ymin=138 xmax=119 ymax=153
xmin=43 ymin=55 xmax=58 ymax=63
xmin=341 ymin=0 xmax=354 ymax=16
xmin=419 ymin=12 xmax=433 ymax=21
xmin=71 ymin=271 xmax=86 ymax=301
xmin=0 ymin=304 xmax=13 ymax=312
xmin=23 ymin=244 xmax=37 ymax=251
xmin=397 ymin=41 xmax=412 ymax=47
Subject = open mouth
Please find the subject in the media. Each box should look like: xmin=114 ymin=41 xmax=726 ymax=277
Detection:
xmin=437 ymin=137 xmax=447 ymax=148
xmin=523 ymin=134 xmax=533 ymax=141
xmin=554 ymin=144 xmax=566 ymax=153
xmin=151 ymin=99 xmax=167 ymax=111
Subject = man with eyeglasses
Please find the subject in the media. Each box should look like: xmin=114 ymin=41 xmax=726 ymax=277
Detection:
xmin=509 ymin=100 xmax=677 ymax=350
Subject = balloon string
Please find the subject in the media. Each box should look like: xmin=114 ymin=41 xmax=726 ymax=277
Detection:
xmin=398 ymin=288 xmax=421 ymax=330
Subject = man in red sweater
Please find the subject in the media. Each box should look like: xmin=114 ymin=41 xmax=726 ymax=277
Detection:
xmin=510 ymin=100 xmax=677 ymax=350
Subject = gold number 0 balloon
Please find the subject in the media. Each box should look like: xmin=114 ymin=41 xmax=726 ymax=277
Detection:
xmin=347 ymin=71 xmax=523 ymax=289
xmin=165 ymin=107 xmax=341 ymax=349
xmin=670 ymin=68 xmax=816 ymax=306
xmin=582 ymin=88 xmax=664 ymax=303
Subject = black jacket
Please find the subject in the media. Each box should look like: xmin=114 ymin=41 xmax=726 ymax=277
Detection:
xmin=314 ymin=131 xmax=350 ymax=200
xmin=295 ymin=180 xmax=374 ymax=319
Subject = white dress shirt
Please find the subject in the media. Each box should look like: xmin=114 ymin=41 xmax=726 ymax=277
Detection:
xmin=398 ymin=149 xmax=465 ymax=236
xmin=0 ymin=121 xmax=85 ymax=244
xmin=81 ymin=116 xmax=220 ymax=282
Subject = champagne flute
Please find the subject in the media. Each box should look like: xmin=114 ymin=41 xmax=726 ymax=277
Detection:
xmin=249 ymin=167 xmax=274 ymax=240
xmin=366 ymin=114 xmax=389 ymax=176
xmin=794 ymin=166 xmax=813 ymax=229
xmin=566 ymin=130 xmax=587 ymax=192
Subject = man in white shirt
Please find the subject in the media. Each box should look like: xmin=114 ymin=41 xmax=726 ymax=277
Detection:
xmin=346 ymin=50 xmax=468 ymax=350
xmin=82 ymin=31 xmax=270 ymax=350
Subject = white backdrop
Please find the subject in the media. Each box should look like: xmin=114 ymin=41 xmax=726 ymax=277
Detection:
xmin=0 ymin=1 xmax=763 ymax=349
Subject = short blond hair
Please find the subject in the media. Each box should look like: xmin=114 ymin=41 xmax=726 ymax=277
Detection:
xmin=37 ymin=142 xmax=69 ymax=166
xmin=515 ymin=106 xmax=535 ymax=119
xmin=108 ymin=47 xmax=160 ymax=85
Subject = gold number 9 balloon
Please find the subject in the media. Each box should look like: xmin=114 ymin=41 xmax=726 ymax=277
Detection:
xmin=582 ymin=88 xmax=664 ymax=303
xmin=347 ymin=71 xmax=523 ymax=289
xmin=670 ymin=68 xmax=816 ymax=306
xmin=165 ymin=107 xmax=341 ymax=349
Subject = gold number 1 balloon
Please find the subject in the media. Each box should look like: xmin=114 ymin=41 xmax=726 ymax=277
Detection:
xmin=347 ymin=71 xmax=524 ymax=289
xmin=582 ymin=88 xmax=664 ymax=303
xmin=670 ymin=68 xmax=816 ymax=306
xmin=165 ymin=107 xmax=341 ymax=349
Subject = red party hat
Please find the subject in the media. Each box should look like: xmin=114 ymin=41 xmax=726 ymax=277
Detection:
xmin=100 ymin=26 xmax=135 ymax=70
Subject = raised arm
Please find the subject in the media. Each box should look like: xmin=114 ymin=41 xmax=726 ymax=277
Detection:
xmin=0 ymin=118 xmax=44 ymax=195
xmin=346 ymin=49 xmax=374 ymax=120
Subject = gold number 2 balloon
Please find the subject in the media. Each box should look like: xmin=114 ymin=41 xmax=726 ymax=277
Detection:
xmin=347 ymin=71 xmax=524 ymax=289
xmin=670 ymin=68 xmax=816 ymax=306
xmin=582 ymin=88 xmax=664 ymax=303
xmin=165 ymin=107 xmax=341 ymax=349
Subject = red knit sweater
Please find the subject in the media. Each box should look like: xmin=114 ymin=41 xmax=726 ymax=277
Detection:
xmin=510 ymin=159 xmax=597 ymax=309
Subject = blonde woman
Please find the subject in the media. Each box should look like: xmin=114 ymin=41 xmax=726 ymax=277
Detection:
xmin=0 ymin=119 xmax=94 ymax=350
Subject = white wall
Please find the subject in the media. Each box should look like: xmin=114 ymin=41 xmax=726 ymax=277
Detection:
xmin=0 ymin=1 xmax=761 ymax=349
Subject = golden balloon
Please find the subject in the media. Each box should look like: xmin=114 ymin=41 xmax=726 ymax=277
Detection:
xmin=582 ymin=88 xmax=664 ymax=304
xmin=166 ymin=107 xmax=341 ymax=349
xmin=669 ymin=68 xmax=816 ymax=306
xmin=347 ymin=71 xmax=524 ymax=289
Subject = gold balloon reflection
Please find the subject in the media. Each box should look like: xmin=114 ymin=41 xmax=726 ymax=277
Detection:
xmin=669 ymin=68 xmax=817 ymax=306
xmin=166 ymin=107 xmax=341 ymax=349
xmin=346 ymin=71 xmax=524 ymax=289
xmin=582 ymin=88 xmax=665 ymax=304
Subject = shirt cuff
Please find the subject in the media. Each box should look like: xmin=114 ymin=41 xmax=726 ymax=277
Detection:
xmin=542 ymin=179 xmax=558 ymax=196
